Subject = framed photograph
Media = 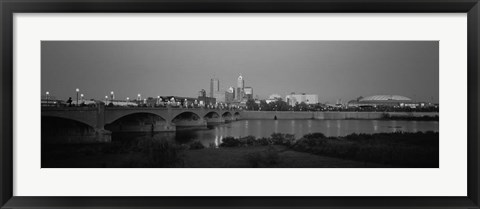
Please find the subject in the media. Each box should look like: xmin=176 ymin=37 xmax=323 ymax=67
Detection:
xmin=1 ymin=0 xmax=479 ymax=208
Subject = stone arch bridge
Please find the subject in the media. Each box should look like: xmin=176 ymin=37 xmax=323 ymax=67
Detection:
xmin=41 ymin=104 xmax=241 ymax=143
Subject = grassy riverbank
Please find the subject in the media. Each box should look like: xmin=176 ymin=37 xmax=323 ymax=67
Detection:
xmin=42 ymin=131 xmax=438 ymax=168
xmin=183 ymin=145 xmax=384 ymax=168
xmin=212 ymin=132 xmax=438 ymax=168
xmin=293 ymin=132 xmax=438 ymax=167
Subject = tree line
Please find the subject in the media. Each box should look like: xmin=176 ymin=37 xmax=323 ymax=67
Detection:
xmin=245 ymin=99 xmax=439 ymax=112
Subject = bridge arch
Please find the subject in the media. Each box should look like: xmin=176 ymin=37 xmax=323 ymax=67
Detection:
xmin=221 ymin=112 xmax=234 ymax=122
xmin=172 ymin=111 xmax=202 ymax=122
xmin=104 ymin=110 xmax=170 ymax=125
xmin=233 ymin=112 xmax=241 ymax=120
xmin=42 ymin=116 xmax=97 ymax=143
xmin=42 ymin=116 xmax=96 ymax=133
xmin=41 ymin=110 xmax=97 ymax=128
xmin=204 ymin=111 xmax=221 ymax=119
xmin=105 ymin=112 xmax=171 ymax=132
xmin=107 ymin=112 xmax=167 ymax=124
xmin=222 ymin=112 xmax=232 ymax=118
xmin=171 ymin=111 xmax=206 ymax=127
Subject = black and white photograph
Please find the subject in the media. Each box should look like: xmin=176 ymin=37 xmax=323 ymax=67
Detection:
xmin=41 ymin=41 xmax=439 ymax=168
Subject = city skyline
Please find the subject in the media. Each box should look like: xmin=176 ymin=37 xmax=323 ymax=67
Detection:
xmin=41 ymin=41 xmax=439 ymax=103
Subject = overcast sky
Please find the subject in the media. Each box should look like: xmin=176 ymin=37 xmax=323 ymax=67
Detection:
xmin=41 ymin=41 xmax=438 ymax=103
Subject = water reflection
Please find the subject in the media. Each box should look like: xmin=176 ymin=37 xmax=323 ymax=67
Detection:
xmin=112 ymin=119 xmax=439 ymax=147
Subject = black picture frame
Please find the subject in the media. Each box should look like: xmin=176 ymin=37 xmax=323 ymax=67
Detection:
xmin=1 ymin=0 xmax=479 ymax=208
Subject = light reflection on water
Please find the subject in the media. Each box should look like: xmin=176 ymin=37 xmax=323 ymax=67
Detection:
xmin=113 ymin=119 xmax=439 ymax=147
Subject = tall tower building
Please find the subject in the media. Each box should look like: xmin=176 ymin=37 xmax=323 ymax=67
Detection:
xmin=237 ymin=74 xmax=244 ymax=89
xmin=210 ymin=77 xmax=220 ymax=98
xmin=236 ymin=74 xmax=245 ymax=101
xmin=225 ymin=86 xmax=235 ymax=103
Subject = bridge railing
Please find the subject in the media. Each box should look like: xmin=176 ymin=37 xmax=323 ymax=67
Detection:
xmin=41 ymin=106 xmax=97 ymax=111
xmin=42 ymin=104 xmax=243 ymax=111
xmin=103 ymin=105 xmax=242 ymax=111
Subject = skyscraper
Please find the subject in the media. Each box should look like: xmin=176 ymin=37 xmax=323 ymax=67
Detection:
xmin=225 ymin=86 xmax=235 ymax=103
xmin=209 ymin=77 xmax=225 ymax=103
xmin=210 ymin=77 xmax=220 ymax=98
xmin=236 ymin=74 xmax=244 ymax=101
xmin=237 ymin=74 xmax=244 ymax=89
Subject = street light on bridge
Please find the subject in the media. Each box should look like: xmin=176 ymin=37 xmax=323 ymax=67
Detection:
xmin=45 ymin=91 xmax=49 ymax=105
xmin=110 ymin=91 xmax=114 ymax=103
xmin=80 ymin=94 xmax=84 ymax=104
xmin=75 ymin=88 xmax=79 ymax=106
xmin=105 ymin=95 xmax=108 ymax=104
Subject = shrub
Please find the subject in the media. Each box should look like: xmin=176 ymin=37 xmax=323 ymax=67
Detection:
xmin=270 ymin=133 xmax=295 ymax=146
xmin=220 ymin=137 xmax=241 ymax=147
xmin=257 ymin=137 xmax=272 ymax=146
xmin=239 ymin=136 xmax=257 ymax=146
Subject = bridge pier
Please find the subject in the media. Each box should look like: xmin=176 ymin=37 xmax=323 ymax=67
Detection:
xmin=156 ymin=121 xmax=176 ymax=132
xmin=94 ymin=128 xmax=112 ymax=143
xmin=234 ymin=114 xmax=240 ymax=121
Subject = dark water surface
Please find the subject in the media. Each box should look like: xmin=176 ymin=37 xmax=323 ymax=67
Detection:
xmin=114 ymin=119 xmax=439 ymax=147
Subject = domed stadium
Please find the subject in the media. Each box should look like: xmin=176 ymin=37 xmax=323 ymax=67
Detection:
xmin=360 ymin=95 xmax=412 ymax=102
xmin=348 ymin=95 xmax=417 ymax=108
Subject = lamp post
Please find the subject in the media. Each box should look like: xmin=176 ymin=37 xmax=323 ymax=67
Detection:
xmin=45 ymin=91 xmax=49 ymax=105
xmin=110 ymin=91 xmax=114 ymax=104
xmin=75 ymin=88 xmax=79 ymax=106
xmin=80 ymin=94 xmax=84 ymax=105
xmin=157 ymin=96 xmax=160 ymax=106
xmin=105 ymin=96 xmax=108 ymax=104
xmin=137 ymin=94 xmax=141 ymax=103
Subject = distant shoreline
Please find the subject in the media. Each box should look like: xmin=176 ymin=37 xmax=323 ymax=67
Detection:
xmin=240 ymin=111 xmax=439 ymax=120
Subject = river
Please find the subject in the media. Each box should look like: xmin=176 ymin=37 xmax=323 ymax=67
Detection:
xmin=114 ymin=119 xmax=439 ymax=147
